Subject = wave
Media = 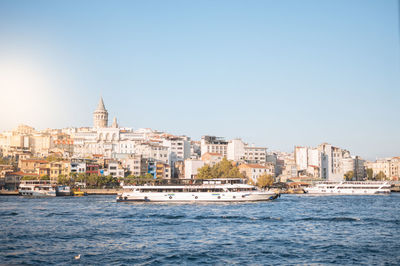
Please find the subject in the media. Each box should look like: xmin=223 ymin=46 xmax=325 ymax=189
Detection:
xmin=299 ymin=217 xmax=360 ymax=222
xmin=45 ymin=212 xmax=71 ymax=217
xmin=193 ymin=215 xmax=282 ymax=221
xmin=1 ymin=212 xmax=18 ymax=216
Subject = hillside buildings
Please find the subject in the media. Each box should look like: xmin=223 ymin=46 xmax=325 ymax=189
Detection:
xmin=1 ymin=96 xmax=398 ymax=188
xmin=227 ymin=139 xmax=267 ymax=164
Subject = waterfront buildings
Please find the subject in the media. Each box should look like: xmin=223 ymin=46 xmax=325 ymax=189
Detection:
xmin=293 ymin=144 xmax=366 ymax=181
xmin=365 ymin=157 xmax=400 ymax=181
xmin=1 ymin=96 xmax=399 ymax=186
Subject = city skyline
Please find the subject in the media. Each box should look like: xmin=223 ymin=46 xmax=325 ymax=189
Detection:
xmin=0 ymin=0 xmax=399 ymax=160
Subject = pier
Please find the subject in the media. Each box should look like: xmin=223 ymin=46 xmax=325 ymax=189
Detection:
xmin=80 ymin=188 xmax=122 ymax=195
xmin=0 ymin=190 xmax=18 ymax=196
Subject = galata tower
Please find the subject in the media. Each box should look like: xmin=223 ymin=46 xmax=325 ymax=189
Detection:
xmin=93 ymin=97 xmax=108 ymax=128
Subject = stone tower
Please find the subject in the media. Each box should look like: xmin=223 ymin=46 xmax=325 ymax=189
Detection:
xmin=111 ymin=117 xmax=118 ymax=128
xmin=93 ymin=97 xmax=108 ymax=128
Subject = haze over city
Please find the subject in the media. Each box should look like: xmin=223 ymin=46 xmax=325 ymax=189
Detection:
xmin=0 ymin=0 xmax=399 ymax=160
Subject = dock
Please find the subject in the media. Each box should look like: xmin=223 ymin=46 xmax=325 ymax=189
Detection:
xmin=80 ymin=188 xmax=122 ymax=195
xmin=0 ymin=190 xmax=19 ymax=196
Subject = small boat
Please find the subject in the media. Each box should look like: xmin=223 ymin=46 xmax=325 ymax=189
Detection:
xmin=117 ymin=178 xmax=280 ymax=202
xmin=56 ymin=186 xmax=72 ymax=196
xmin=72 ymin=190 xmax=87 ymax=196
xmin=19 ymin=180 xmax=56 ymax=197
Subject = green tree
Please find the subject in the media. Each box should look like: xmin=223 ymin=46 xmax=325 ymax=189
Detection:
xmin=144 ymin=173 xmax=154 ymax=179
xmin=22 ymin=175 xmax=37 ymax=180
xmin=366 ymin=168 xmax=373 ymax=180
xmin=344 ymin=171 xmax=354 ymax=181
xmin=45 ymin=154 xmax=63 ymax=162
xmin=57 ymin=174 xmax=70 ymax=185
xmin=75 ymin=173 xmax=86 ymax=183
xmin=197 ymin=165 xmax=212 ymax=179
xmin=40 ymin=175 xmax=50 ymax=181
xmin=86 ymin=174 xmax=98 ymax=187
xmin=0 ymin=156 xmax=11 ymax=165
xmin=227 ymin=167 xmax=243 ymax=178
xmin=123 ymin=175 xmax=138 ymax=185
xmin=256 ymin=174 xmax=274 ymax=188
xmin=376 ymin=171 xmax=386 ymax=181
xmin=195 ymin=158 xmax=244 ymax=179
xmin=105 ymin=175 xmax=119 ymax=188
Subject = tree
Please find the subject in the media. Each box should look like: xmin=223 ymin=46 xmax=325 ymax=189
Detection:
xmin=227 ymin=167 xmax=243 ymax=178
xmin=22 ymin=175 xmax=37 ymax=180
xmin=45 ymin=154 xmax=63 ymax=162
xmin=197 ymin=165 xmax=212 ymax=179
xmin=105 ymin=175 xmax=119 ymax=188
xmin=75 ymin=173 xmax=86 ymax=183
xmin=57 ymin=174 xmax=70 ymax=185
xmin=0 ymin=156 xmax=11 ymax=165
xmin=144 ymin=173 xmax=154 ymax=179
xmin=344 ymin=171 xmax=354 ymax=181
xmin=124 ymin=175 xmax=139 ymax=185
xmin=195 ymin=158 xmax=244 ymax=179
xmin=257 ymin=174 xmax=274 ymax=188
xmin=40 ymin=175 xmax=50 ymax=181
xmin=375 ymin=171 xmax=386 ymax=181
xmin=366 ymin=168 xmax=373 ymax=180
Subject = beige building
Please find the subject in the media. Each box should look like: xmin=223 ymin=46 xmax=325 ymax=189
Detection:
xmin=365 ymin=157 xmax=400 ymax=180
xmin=238 ymin=163 xmax=275 ymax=184
xmin=49 ymin=161 xmax=70 ymax=181
xmin=18 ymin=159 xmax=49 ymax=175
xmin=120 ymin=154 xmax=148 ymax=177
xmin=201 ymin=152 xmax=223 ymax=166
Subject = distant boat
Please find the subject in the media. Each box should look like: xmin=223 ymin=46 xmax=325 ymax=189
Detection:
xmin=117 ymin=178 xmax=280 ymax=202
xmin=19 ymin=180 xmax=56 ymax=197
xmin=56 ymin=186 xmax=72 ymax=196
xmin=304 ymin=181 xmax=391 ymax=195
xmin=72 ymin=189 xmax=87 ymax=196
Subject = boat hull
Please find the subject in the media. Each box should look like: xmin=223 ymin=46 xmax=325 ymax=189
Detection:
xmin=304 ymin=190 xmax=390 ymax=195
xmin=117 ymin=191 xmax=279 ymax=202
xmin=19 ymin=190 xmax=56 ymax=197
xmin=56 ymin=186 xmax=72 ymax=196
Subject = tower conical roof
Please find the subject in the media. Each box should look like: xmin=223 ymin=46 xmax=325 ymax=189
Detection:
xmin=112 ymin=117 xmax=118 ymax=128
xmin=96 ymin=97 xmax=106 ymax=111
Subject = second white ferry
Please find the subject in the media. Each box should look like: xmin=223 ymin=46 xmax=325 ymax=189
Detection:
xmin=117 ymin=178 xmax=280 ymax=202
xmin=304 ymin=181 xmax=391 ymax=195
xmin=19 ymin=180 xmax=56 ymax=197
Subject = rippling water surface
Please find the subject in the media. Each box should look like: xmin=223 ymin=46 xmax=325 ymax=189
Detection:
xmin=1 ymin=194 xmax=400 ymax=265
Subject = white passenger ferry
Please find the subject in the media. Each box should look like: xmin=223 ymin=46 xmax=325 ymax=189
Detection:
xmin=19 ymin=180 xmax=56 ymax=197
xmin=304 ymin=181 xmax=391 ymax=195
xmin=117 ymin=179 xmax=280 ymax=202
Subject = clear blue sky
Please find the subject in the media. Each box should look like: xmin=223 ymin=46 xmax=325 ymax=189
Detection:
xmin=0 ymin=0 xmax=399 ymax=160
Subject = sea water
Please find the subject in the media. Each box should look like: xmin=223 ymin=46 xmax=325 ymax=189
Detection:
xmin=1 ymin=194 xmax=400 ymax=265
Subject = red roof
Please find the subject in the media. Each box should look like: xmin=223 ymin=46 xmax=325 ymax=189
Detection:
xmin=7 ymin=171 xmax=38 ymax=176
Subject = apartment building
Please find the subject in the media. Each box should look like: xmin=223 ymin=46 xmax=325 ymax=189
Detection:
xmin=201 ymin=136 xmax=228 ymax=157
